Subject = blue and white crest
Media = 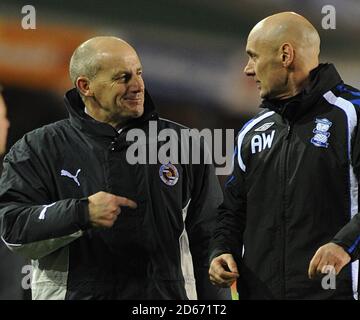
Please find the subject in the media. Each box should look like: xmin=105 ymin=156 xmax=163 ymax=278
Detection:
xmin=159 ymin=163 xmax=179 ymax=186
xmin=310 ymin=118 xmax=332 ymax=148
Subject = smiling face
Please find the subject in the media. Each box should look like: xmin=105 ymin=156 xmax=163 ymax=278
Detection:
xmin=88 ymin=46 xmax=145 ymax=126
xmin=74 ymin=38 xmax=146 ymax=128
xmin=244 ymin=32 xmax=288 ymax=100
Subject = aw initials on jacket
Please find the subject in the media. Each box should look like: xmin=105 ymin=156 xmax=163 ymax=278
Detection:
xmin=250 ymin=130 xmax=275 ymax=154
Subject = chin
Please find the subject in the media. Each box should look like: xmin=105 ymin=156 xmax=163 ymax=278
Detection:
xmin=260 ymin=91 xmax=271 ymax=100
xmin=131 ymin=107 xmax=144 ymax=118
xmin=260 ymin=92 xmax=274 ymax=100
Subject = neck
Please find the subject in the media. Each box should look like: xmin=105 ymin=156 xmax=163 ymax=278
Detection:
xmin=84 ymin=99 xmax=121 ymax=129
xmin=278 ymin=67 xmax=314 ymax=100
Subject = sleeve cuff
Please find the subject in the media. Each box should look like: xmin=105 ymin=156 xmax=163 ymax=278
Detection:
xmin=75 ymin=198 xmax=92 ymax=230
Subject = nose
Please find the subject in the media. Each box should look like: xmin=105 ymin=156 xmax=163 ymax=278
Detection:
xmin=244 ymin=59 xmax=255 ymax=76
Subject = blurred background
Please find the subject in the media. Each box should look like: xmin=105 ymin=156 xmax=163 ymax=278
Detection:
xmin=0 ymin=0 xmax=359 ymax=172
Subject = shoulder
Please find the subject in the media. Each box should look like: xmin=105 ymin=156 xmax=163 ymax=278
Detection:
xmin=331 ymin=83 xmax=360 ymax=100
xmin=5 ymin=119 xmax=71 ymax=161
xmin=157 ymin=117 xmax=189 ymax=131
xmin=323 ymin=83 xmax=360 ymax=109
xmin=236 ymin=109 xmax=276 ymax=141
xmin=321 ymin=83 xmax=360 ymax=126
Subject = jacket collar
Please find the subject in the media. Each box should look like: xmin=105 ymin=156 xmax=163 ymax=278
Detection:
xmin=261 ymin=63 xmax=343 ymax=121
xmin=64 ymin=88 xmax=158 ymax=137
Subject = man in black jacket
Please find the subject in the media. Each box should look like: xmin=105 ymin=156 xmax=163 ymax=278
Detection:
xmin=209 ymin=12 xmax=360 ymax=299
xmin=0 ymin=37 xmax=229 ymax=300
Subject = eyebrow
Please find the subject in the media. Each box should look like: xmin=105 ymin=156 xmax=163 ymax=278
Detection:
xmin=246 ymin=49 xmax=256 ymax=56
xmin=111 ymin=71 xmax=127 ymax=79
xmin=112 ymin=67 xmax=142 ymax=77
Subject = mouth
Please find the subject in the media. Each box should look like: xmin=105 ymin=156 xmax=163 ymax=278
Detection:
xmin=122 ymin=96 xmax=144 ymax=111
xmin=124 ymin=96 xmax=144 ymax=104
xmin=124 ymin=96 xmax=142 ymax=101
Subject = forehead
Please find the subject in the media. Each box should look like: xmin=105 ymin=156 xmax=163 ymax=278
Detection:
xmin=246 ymin=29 xmax=261 ymax=49
xmin=246 ymin=30 xmax=275 ymax=55
xmin=97 ymin=49 xmax=142 ymax=73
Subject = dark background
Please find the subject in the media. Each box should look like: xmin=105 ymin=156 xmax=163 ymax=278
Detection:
xmin=0 ymin=0 xmax=359 ymax=173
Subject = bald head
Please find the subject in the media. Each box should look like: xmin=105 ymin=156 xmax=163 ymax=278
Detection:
xmin=244 ymin=12 xmax=321 ymax=100
xmin=69 ymin=36 xmax=138 ymax=86
xmin=249 ymin=12 xmax=320 ymax=68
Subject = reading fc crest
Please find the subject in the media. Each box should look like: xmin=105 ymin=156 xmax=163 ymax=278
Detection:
xmin=159 ymin=163 xmax=179 ymax=186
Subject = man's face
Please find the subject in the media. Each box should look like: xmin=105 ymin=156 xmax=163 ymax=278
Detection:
xmin=0 ymin=94 xmax=10 ymax=155
xmin=89 ymin=48 xmax=145 ymax=126
xmin=244 ymin=33 xmax=288 ymax=100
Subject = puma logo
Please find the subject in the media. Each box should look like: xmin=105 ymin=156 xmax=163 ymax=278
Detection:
xmin=61 ymin=169 xmax=81 ymax=186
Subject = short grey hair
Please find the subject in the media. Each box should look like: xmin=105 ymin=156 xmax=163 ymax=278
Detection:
xmin=69 ymin=42 xmax=101 ymax=86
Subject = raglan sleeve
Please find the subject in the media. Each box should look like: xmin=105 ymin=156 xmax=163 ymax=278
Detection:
xmin=0 ymin=136 xmax=91 ymax=260
xmin=332 ymin=107 xmax=360 ymax=260
xmin=209 ymin=144 xmax=247 ymax=264
xmin=185 ymin=130 xmax=247 ymax=299
xmin=184 ymin=158 xmax=230 ymax=299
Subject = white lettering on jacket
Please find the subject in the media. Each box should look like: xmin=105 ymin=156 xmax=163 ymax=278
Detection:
xmin=251 ymin=130 xmax=275 ymax=154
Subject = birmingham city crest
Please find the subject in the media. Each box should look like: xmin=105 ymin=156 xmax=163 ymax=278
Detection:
xmin=310 ymin=118 xmax=332 ymax=148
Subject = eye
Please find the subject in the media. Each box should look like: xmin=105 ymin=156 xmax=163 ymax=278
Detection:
xmin=124 ymin=74 xmax=131 ymax=82
xmin=114 ymin=74 xmax=130 ymax=83
xmin=247 ymin=51 xmax=257 ymax=60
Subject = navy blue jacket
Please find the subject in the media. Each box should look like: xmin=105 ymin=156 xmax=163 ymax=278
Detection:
xmin=211 ymin=64 xmax=360 ymax=299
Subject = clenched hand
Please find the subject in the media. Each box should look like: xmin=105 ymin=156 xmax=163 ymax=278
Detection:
xmin=308 ymin=242 xmax=351 ymax=279
xmin=209 ymin=253 xmax=239 ymax=287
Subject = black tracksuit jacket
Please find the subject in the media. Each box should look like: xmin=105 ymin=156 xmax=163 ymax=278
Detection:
xmin=211 ymin=64 xmax=360 ymax=299
xmin=0 ymin=89 xmax=229 ymax=300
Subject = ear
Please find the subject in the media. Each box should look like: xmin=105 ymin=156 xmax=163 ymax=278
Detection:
xmin=280 ymin=43 xmax=294 ymax=68
xmin=76 ymin=77 xmax=93 ymax=97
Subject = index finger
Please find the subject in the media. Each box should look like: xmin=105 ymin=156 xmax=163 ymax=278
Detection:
xmin=115 ymin=196 xmax=137 ymax=209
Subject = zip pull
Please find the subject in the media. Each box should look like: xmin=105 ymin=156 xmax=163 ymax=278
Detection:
xmin=286 ymin=125 xmax=292 ymax=140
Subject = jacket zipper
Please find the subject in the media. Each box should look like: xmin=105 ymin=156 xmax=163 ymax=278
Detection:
xmin=280 ymin=122 xmax=293 ymax=299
